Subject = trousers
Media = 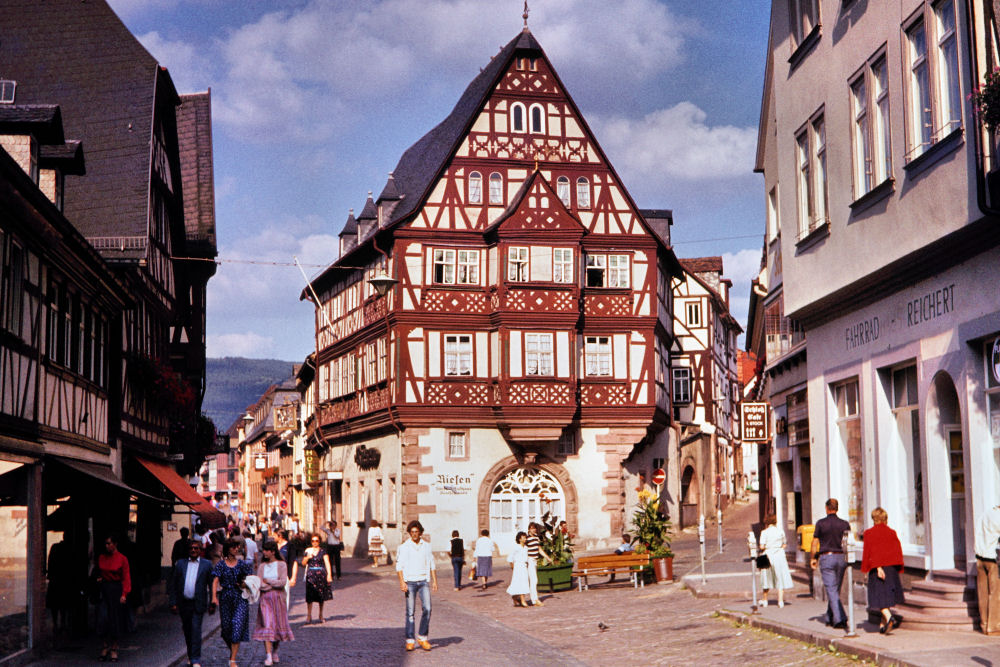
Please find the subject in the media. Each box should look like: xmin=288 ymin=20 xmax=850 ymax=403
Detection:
xmin=404 ymin=580 xmax=431 ymax=640
xmin=177 ymin=599 xmax=204 ymax=664
xmin=978 ymin=558 xmax=1000 ymax=634
xmin=527 ymin=558 xmax=540 ymax=603
xmin=818 ymin=553 xmax=847 ymax=625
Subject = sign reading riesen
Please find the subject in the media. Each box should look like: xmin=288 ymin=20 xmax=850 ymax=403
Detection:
xmin=741 ymin=402 xmax=770 ymax=442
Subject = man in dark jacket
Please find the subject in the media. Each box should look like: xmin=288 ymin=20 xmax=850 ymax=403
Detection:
xmin=168 ymin=541 xmax=215 ymax=667
xmin=810 ymin=498 xmax=852 ymax=628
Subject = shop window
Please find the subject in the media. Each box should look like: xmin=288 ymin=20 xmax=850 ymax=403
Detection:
xmin=884 ymin=363 xmax=925 ymax=546
xmin=833 ymin=379 xmax=864 ymax=535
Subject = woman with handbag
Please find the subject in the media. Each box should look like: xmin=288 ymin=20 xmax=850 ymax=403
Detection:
xmin=758 ymin=513 xmax=793 ymax=607
xmin=861 ymin=506 xmax=905 ymax=634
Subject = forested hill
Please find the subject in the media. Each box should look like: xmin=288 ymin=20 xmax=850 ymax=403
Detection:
xmin=203 ymin=357 xmax=298 ymax=431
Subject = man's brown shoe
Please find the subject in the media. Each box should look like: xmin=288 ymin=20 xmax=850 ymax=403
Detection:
xmin=405 ymin=642 xmax=415 ymax=651
xmin=418 ymin=639 xmax=432 ymax=651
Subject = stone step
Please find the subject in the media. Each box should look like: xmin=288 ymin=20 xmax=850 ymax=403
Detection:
xmin=911 ymin=578 xmax=967 ymax=601
xmin=902 ymin=591 xmax=976 ymax=609
xmin=890 ymin=606 xmax=980 ymax=633
xmin=930 ymin=568 xmax=969 ymax=586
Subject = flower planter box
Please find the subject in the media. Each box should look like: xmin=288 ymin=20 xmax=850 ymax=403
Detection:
xmin=536 ymin=563 xmax=573 ymax=592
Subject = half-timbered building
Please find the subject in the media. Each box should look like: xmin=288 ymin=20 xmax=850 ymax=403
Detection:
xmin=301 ymin=27 xmax=683 ymax=556
xmin=671 ymin=257 xmax=742 ymax=528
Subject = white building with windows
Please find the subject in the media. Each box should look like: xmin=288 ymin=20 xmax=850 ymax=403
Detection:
xmin=758 ymin=0 xmax=1000 ymax=629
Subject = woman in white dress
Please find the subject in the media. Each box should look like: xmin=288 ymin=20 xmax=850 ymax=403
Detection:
xmin=367 ymin=521 xmax=386 ymax=567
xmin=758 ymin=512 xmax=793 ymax=607
xmin=506 ymin=532 xmax=530 ymax=607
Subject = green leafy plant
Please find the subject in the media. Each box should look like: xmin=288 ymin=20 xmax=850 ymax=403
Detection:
xmin=630 ymin=488 xmax=673 ymax=558
xmin=971 ymin=67 xmax=1000 ymax=132
xmin=537 ymin=511 xmax=574 ymax=566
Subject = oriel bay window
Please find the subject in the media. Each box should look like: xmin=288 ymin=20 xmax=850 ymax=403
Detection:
xmin=585 ymin=253 xmax=630 ymax=288
xmin=432 ymin=248 xmax=480 ymax=285
xmin=444 ymin=334 xmax=472 ymax=376
xmin=584 ymin=335 xmax=611 ymax=376
xmin=508 ymin=246 xmax=529 ymax=282
xmin=553 ymin=248 xmax=573 ymax=283
xmin=525 ymin=333 xmax=553 ymax=376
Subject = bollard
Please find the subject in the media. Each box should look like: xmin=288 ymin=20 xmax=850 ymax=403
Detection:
xmin=698 ymin=515 xmax=707 ymax=585
xmin=843 ymin=531 xmax=858 ymax=637
xmin=748 ymin=529 xmax=759 ymax=613
xmin=717 ymin=508 xmax=724 ymax=554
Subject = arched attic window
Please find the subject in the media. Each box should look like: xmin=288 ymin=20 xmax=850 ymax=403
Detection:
xmin=556 ymin=176 xmax=570 ymax=206
xmin=511 ymin=102 xmax=526 ymax=133
xmin=489 ymin=173 xmax=503 ymax=205
xmin=468 ymin=171 xmax=482 ymax=204
xmin=529 ymin=103 xmax=544 ymax=134
xmin=576 ymin=177 xmax=591 ymax=209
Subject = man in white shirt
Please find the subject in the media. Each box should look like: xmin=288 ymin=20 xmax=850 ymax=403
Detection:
xmin=976 ymin=504 xmax=1000 ymax=635
xmin=243 ymin=529 xmax=259 ymax=568
xmin=396 ymin=520 xmax=437 ymax=651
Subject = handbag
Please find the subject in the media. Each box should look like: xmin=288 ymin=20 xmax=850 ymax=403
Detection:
xmin=755 ymin=554 xmax=770 ymax=569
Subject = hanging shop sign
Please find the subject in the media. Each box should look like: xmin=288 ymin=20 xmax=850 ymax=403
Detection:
xmin=741 ymin=402 xmax=770 ymax=442
xmin=354 ymin=445 xmax=381 ymax=470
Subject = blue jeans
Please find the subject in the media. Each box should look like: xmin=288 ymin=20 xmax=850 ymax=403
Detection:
xmin=451 ymin=557 xmax=464 ymax=589
xmin=404 ymin=580 xmax=431 ymax=640
xmin=819 ymin=553 xmax=847 ymax=625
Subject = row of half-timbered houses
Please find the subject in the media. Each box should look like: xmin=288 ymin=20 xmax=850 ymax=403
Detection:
xmin=295 ymin=27 xmax=747 ymax=557
xmin=0 ymin=1 xmax=220 ymax=658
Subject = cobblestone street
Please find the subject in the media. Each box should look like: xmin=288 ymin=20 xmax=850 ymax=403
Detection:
xmin=190 ymin=554 xmax=864 ymax=667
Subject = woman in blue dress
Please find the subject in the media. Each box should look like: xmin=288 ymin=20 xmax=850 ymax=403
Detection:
xmin=211 ymin=538 xmax=254 ymax=667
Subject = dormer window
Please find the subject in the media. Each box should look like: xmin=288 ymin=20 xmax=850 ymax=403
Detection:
xmin=530 ymin=103 xmax=545 ymax=134
xmin=0 ymin=80 xmax=15 ymax=104
xmin=511 ymin=102 xmax=526 ymax=133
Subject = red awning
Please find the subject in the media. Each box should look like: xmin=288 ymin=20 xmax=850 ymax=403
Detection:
xmin=135 ymin=457 xmax=226 ymax=528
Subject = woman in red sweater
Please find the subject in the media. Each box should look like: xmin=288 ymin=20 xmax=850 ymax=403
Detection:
xmin=861 ymin=507 xmax=905 ymax=634
xmin=94 ymin=534 xmax=131 ymax=661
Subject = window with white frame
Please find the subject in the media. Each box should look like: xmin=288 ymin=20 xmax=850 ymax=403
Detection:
xmin=905 ymin=1 xmax=961 ymax=162
xmin=794 ymin=111 xmax=828 ymax=241
xmin=556 ymin=176 xmax=570 ymax=206
xmin=444 ymin=334 xmax=472 ymax=376
xmin=468 ymin=171 xmax=482 ymax=204
xmin=789 ymin=0 xmax=819 ymax=50
xmin=585 ymin=335 xmax=611 ymax=376
xmin=511 ymin=102 xmax=526 ymax=133
xmin=489 ymin=172 xmax=503 ymax=205
xmin=433 ymin=248 xmax=480 ymax=285
xmin=672 ymin=367 xmax=691 ymax=403
xmin=529 ymin=103 xmax=545 ymax=133
xmin=553 ymin=248 xmax=573 ymax=283
xmin=447 ymin=431 xmax=467 ymax=458
xmin=850 ymin=53 xmax=891 ymax=198
xmin=508 ymin=246 xmax=529 ymax=282
xmin=576 ymin=177 xmax=591 ymax=208
xmin=524 ymin=333 xmax=553 ymax=376
xmin=686 ymin=301 xmax=701 ymax=327
xmin=585 ymin=253 xmax=630 ymax=288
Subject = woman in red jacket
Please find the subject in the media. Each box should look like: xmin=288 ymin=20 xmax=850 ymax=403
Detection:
xmin=94 ymin=534 xmax=131 ymax=661
xmin=861 ymin=507 xmax=905 ymax=634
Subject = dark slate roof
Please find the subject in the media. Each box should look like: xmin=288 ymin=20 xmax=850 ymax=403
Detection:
xmin=340 ymin=211 xmax=358 ymax=237
xmin=176 ymin=91 xmax=217 ymax=256
xmin=0 ymin=104 xmax=65 ymax=143
xmin=0 ymin=0 xmax=166 ymax=240
xmin=680 ymin=257 xmax=724 ymax=274
xmin=358 ymin=192 xmax=377 ymax=221
xmin=380 ymin=30 xmax=543 ymax=226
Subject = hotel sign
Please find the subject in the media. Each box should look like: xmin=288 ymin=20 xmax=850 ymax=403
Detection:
xmin=741 ymin=402 xmax=770 ymax=442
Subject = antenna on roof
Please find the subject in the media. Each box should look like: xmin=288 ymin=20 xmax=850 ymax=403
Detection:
xmin=523 ymin=1 xmax=530 ymax=30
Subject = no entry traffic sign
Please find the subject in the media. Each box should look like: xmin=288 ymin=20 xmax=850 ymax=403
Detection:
xmin=651 ymin=468 xmax=666 ymax=485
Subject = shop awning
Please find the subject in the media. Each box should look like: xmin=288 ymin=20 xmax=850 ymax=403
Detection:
xmin=50 ymin=456 xmax=164 ymax=502
xmin=134 ymin=457 xmax=226 ymax=528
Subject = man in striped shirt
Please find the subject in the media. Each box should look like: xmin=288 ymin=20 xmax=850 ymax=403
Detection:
xmin=525 ymin=523 xmax=552 ymax=606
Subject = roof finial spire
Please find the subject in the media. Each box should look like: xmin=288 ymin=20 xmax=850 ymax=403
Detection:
xmin=523 ymin=1 xmax=530 ymax=30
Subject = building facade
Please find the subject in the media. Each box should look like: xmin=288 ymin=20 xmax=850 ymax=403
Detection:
xmin=757 ymin=0 xmax=1000 ymax=627
xmin=300 ymin=28 xmax=683 ymax=557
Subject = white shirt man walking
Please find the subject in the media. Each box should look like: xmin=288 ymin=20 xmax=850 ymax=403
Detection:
xmin=396 ymin=520 xmax=437 ymax=651
xmin=976 ymin=504 xmax=1000 ymax=635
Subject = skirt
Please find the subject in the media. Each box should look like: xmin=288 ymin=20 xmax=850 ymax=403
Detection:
xmin=253 ymin=589 xmax=295 ymax=642
xmin=760 ymin=548 xmax=794 ymax=590
xmin=475 ymin=556 xmax=493 ymax=578
xmin=506 ymin=562 xmax=529 ymax=596
xmin=867 ymin=566 xmax=905 ymax=609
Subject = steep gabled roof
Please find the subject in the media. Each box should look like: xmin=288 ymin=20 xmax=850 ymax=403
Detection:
xmin=488 ymin=169 xmax=587 ymax=235
xmin=177 ymin=91 xmax=217 ymax=257
xmin=680 ymin=257 xmax=724 ymax=274
xmin=358 ymin=192 xmax=377 ymax=222
xmin=339 ymin=211 xmax=358 ymax=237
xmin=0 ymin=104 xmax=65 ymax=143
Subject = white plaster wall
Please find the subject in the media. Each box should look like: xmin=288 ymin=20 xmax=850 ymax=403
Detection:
xmin=332 ymin=432 xmax=402 ymax=556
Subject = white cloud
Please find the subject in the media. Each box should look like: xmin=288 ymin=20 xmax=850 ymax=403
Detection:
xmin=108 ymin=0 xmax=182 ymax=23
xmin=207 ymin=332 xmax=276 ymax=358
xmin=593 ymin=103 xmax=758 ymax=186
xmin=136 ymin=30 xmax=213 ymax=93
xmin=721 ymin=248 xmax=763 ymax=284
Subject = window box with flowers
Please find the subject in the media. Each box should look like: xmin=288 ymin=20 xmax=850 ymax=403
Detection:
xmin=630 ymin=488 xmax=674 ymax=583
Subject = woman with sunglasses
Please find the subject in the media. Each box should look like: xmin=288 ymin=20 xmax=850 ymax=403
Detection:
xmin=301 ymin=533 xmax=333 ymax=623
xmin=253 ymin=540 xmax=294 ymax=665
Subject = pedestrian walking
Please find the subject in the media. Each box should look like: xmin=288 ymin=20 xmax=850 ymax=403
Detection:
xmin=93 ymin=534 xmax=130 ymax=662
xmin=254 ymin=540 xmax=294 ymax=666
xmin=211 ymin=538 xmax=254 ymax=666
xmin=322 ymin=520 xmax=343 ymax=579
xmin=170 ymin=527 xmax=192 ymax=565
xmin=450 ymin=530 xmax=465 ymax=591
xmin=861 ymin=507 xmax=905 ymax=634
xmin=396 ymin=520 xmax=437 ymax=651
xmin=809 ymin=498 xmax=851 ymax=628
xmin=526 ymin=523 xmax=552 ymax=605
xmin=472 ymin=529 xmax=497 ymax=590
xmin=243 ymin=529 xmax=259 ymax=568
xmin=758 ymin=512 xmax=793 ymax=607
xmin=507 ymin=531 xmax=530 ymax=607
xmin=368 ymin=521 xmax=386 ymax=567
xmin=976 ymin=503 xmax=1000 ymax=635
xmin=168 ymin=540 xmax=215 ymax=667
xmin=301 ymin=533 xmax=333 ymax=623
xmin=277 ymin=530 xmax=297 ymax=608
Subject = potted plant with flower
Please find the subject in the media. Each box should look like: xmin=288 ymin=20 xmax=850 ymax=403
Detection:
xmin=535 ymin=511 xmax=574 ymax=592
xmin=630 ymin=488 xmax=674 ymax=583
xmin=971 ymin=67 xmax=1000 ymax=200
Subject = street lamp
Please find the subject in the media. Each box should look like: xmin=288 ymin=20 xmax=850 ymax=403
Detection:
xmin=368 ymin=271 xmax=398 ymax=297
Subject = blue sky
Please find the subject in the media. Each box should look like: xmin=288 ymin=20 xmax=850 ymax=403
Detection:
xmin=107 ymin=0 xmax=771 ymax=361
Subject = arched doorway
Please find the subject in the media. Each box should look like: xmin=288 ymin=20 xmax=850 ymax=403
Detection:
xmin=680 ymin=463 xmax=698 ymax=528
xmin=927 ymin=371 xmax=965 ymax=568
xmin=489 ymin=467 xmax=565 ymax=553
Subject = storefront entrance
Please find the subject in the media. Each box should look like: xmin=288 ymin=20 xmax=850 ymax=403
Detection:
xmin=488 ymin=467 xmax=564 ymax=554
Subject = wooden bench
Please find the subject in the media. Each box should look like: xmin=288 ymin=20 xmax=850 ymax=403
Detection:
xmin=572 ymin=553 xmax=651 ymax=591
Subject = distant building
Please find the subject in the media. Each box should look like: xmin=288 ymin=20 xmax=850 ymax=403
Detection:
xmin=299 ymin=27 xmax=683 ymax=557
